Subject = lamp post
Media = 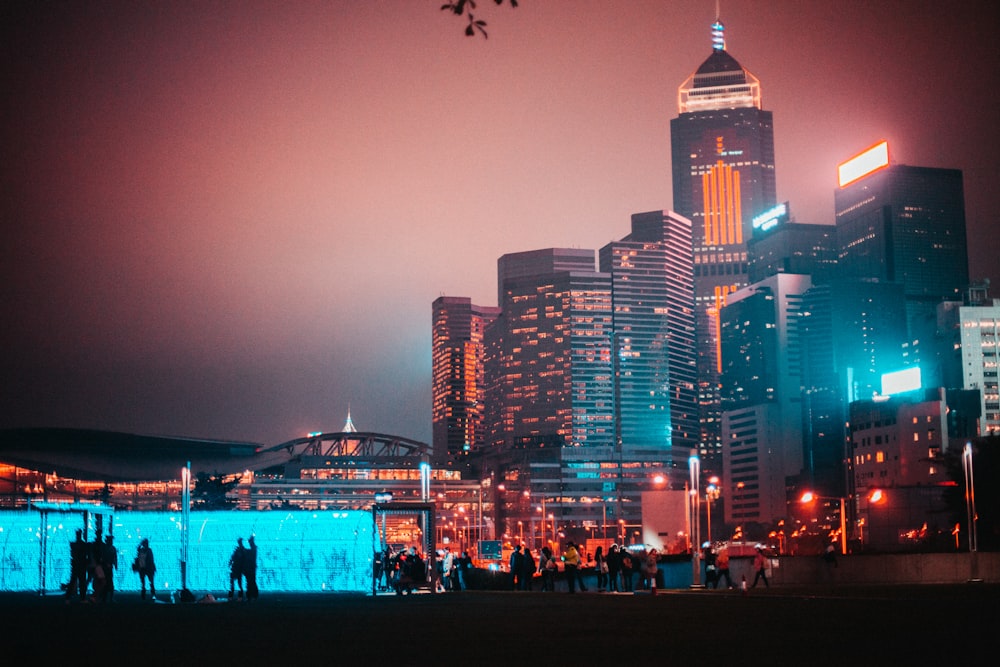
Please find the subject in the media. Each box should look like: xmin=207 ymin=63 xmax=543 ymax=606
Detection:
xmin=963 ymin=442 xmax=978 ymax=552
xmin=705 ymin=477 xmax=720 ymax=545
xmin=689 ymin=455 xmax=701 ymax=586
xmin=800 ymin=491 xmax=847 ymax=555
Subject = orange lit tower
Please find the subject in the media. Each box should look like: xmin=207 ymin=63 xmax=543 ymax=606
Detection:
xmin=670 ymin=17 xmax=776 ymax=467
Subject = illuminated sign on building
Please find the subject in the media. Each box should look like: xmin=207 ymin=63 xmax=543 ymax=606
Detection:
xmin=880 ymin=367 xmax=921 ymax=397
xmin=751 ymin=202 xmax=789 ymax=233
xmin=838 ymin=140 xmax=890 ymax=188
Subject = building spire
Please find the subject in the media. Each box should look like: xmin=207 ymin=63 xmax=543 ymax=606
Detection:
xmin=342 ymin=405 xmax=357 ymax=433
xmin=711 ymin=8 xmax=726 ymax=52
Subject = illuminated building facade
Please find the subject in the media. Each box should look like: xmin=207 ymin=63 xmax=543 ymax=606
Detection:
xmin=834 ymin=142 xmax=969 ymax=343
xmin=800 ymin=280 xmax=908 ymax=497
xmin=746 ymin=204 xmax=838 ymax=284
xmin=670 ymin=18 xmax=777 ymax=468
xmin=937 ymin=283 xmax=1000 ymax=435
xmin=487 ymin=248 xmax=613 ymax=451
xmin=432 ymin=297 xmax=501 ymax=457
xmin=847 ymin=387 xmax=980 ymax=551
xmin=719 ymin=273 xmax=810 ymax=524
xmin=598 ymin=210 xmax=698 ymax=460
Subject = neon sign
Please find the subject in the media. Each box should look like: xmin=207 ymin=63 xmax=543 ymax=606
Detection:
xmin=838 ymin=141 xmax=890 ymax=187
xmin=751 ymin=202 xmax=789 ymax=232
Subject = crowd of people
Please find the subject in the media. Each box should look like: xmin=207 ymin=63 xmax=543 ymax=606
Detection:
xmin=373 ymin=545 xmax=474 ymax=594
xmin=63 ymin=528 xmax=119 ymax=603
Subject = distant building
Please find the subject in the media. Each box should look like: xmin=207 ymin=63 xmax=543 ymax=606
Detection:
xmin=670 ymin=17 xmax=777 ymax=470
xmin=432 ymin=297 xmax=501 ymax=458
xmin=719 ymin=273 xmax=811 ymax=524
xmin=847 ymin=387 xmax=980 ymax=551
xmin=746 ymin=204 xmax=837 ymax=284
xmin=936 ymin=282 xmax=1000 ymax=435
xmin=834 ymin=142 xmax=969 ymax=344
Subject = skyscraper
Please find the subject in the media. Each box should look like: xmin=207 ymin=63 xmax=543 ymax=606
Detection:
xmin=670 ymin=18 xmax=777 ymax=467
xmin=488 ymin=248 xmax=613 ymax=450
xmin=834 ymin=141 xmax=969 ymax=342
xmin=432 ymin=296 xmax=501 ymax=458
xmin=598 ymin=210 xmax=698 ymax=461
xmin=719 ymin=273 xmax=810 ymax=524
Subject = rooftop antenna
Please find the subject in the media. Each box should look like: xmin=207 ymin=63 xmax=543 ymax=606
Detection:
xmin=711 ymin=1 xmax=725 ymax=51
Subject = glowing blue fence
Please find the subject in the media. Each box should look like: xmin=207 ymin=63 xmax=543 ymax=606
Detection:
xmin=0 ymin=510 xmax=376 ymax=594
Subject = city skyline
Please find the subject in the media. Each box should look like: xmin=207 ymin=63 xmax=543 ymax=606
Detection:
xmin=2 ymin=1 xmax=997 ymax=446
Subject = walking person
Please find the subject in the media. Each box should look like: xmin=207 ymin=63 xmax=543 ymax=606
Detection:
xmin=134 ymin=538 xmax=156 ymax=601
xmin=594 ymin=546 xmax=608 ymax=592
xmin=228 ymin=537 xmax=247 ymax=600
xmin=752 ymin=545 xmax=769 ymax=588
xmin=714 ymin=547 xmax=733 ymax=589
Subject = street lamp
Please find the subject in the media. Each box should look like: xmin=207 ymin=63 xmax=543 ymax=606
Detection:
xmin=689 ymin=455 xmax=701 ymax=586
xmin=800 ymin=491 xmax=847 ymax=555
xmin=705 ymin=477 xmax=720 ymax=545
xmin=862 ymin=488 xmax=886 ymax=550
xmin=963 ymin=442 xmax=978 ymax=552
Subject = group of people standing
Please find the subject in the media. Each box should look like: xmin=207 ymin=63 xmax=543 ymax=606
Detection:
xmin=506 ymin=541 xmax=661 ymax=593
xmin=64 ymin=529 xmax=119 ymax=603
xmin=593 ymin=543 xmax=661 ymax=593
xmin=227 ymin=536 xmax=259 ymax=601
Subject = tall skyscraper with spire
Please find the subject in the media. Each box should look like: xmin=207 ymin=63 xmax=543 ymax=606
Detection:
xmin=670 ymin=17 xmax=777 ymax=468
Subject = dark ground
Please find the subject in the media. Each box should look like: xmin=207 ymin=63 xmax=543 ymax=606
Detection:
xmin=3 ymin=584 xmax=995 ymax=664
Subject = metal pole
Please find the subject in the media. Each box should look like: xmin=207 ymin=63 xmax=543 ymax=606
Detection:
xmin=964 ymin=442 xmax=978 ymax=552
xmin=839 ymin=497 xmax=847 ymax=556
xmin=689 ymin=456 xmax=701 ymax=586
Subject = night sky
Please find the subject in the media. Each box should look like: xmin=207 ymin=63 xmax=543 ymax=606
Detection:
xmin=2 ymin=1 xmax=998 ymax=446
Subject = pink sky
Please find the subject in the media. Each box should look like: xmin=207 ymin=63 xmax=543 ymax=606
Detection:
xmin=2 ymin=1 xmax=997 ymax=445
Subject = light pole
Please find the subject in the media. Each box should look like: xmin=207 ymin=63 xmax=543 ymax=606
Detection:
xmin=963 ymin=442 xmax=978 ymax=552
xmin=689 ymin=455 xmax=701 ymax=586
xmin=705 ymin=477 xmax=720 ymax=545
xmin=800 ymin=491 xmax=847 ymax=555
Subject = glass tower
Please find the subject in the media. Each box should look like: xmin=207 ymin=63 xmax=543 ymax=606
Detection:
xmin=670 ymin=18 xmax=777 ymax=468
xmin=432 ymin=296 xmax=501 ymax=458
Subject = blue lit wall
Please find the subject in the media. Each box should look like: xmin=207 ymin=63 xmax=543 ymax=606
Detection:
xmin=0 ymin=510 xmax=375 ymax=594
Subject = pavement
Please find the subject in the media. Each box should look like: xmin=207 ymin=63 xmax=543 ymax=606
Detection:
xmin=2 ymin=583 xmax=995 ymax=664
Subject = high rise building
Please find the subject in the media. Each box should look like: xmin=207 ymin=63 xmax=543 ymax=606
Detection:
xmin=432 ymin=296 xmax=501 ymax=458
xmin=480 ymin=213 xmax=696 ymax=538
xmin=799 ymin=279 xmax=909 ymax=496
xmin=719 ymin=273 xmax=810 ymax=524
xmin=599 ymin=210 xmax=698 ymax=461
xmin=834 ymin=141 xmax=969 ymax=342
xmin=938 ymin=282 xmax=1000 ymax=435
xmin=746 ymin=203 xmax=838 ymax=284
xmin=670 ymin=18 xmax=777 ymax=468
xmin=487 ymin=249 xmax=613 ymax=450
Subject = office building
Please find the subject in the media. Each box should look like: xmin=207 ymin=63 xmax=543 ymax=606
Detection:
xmin=599 ymin=211 xmax=698 ymax=461
xmin=746 ymin=203 xmax=838 ymax=284
xmin=719 ymin=273 xmax=811 ymax=524
xmin=432 ymin=297 xmax=501 ymax=458
xmin=670 ymin=18 xmax=777 ymax=467
xmin=834 ymin=141 xmax=969 ymax=341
